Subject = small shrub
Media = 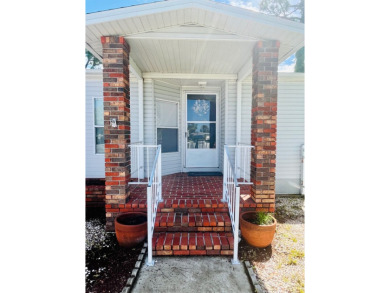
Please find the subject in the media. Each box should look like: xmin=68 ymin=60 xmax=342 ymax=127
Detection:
xmin=253 ymin=212 xmax=274 ymax=225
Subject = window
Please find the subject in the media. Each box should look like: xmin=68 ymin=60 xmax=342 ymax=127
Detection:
xmin=156 ymin=100 xmax=178 ymax=153
xmin=94 ymin=98 xmax=104 ymax=154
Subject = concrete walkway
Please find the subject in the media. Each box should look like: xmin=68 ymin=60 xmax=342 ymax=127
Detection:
xmin=132 ymin=257 xmax=253 ymax=293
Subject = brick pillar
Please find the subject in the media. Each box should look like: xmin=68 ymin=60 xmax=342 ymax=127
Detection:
xmin=250 ymin=40 xmax=279 ymax=212
xmin=101 ymin=36 xmax=131 ymax=231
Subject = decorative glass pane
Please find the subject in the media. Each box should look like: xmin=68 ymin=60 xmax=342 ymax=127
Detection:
xmin=94 ymin=98 xmax=104 ymax=126
xmin=156 ymin=100 xmax=178 ymax=127
xmin=187 ymin=95 xmax=216 ymax=122
xmin=157 ymin=128 xmax=178 ymax=153
xmin=95 ymin=127 xmax=104 ymax=154
xmin=187 ymin=123 xmax=216 ymax=149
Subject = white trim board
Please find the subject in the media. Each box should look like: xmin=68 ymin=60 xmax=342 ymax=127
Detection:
xmin=143 ymin=73 xmax=237 ymax=80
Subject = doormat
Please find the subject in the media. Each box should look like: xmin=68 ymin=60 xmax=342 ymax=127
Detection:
xmin=188 ymin=172 xmax=223 ymax=176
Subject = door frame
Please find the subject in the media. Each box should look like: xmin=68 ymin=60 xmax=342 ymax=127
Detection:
xmin=181 ymin=87 xmax=221 ymax=172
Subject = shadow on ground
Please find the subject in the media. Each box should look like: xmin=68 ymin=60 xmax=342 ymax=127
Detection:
xmin=239 ymin=238 xmax=272 ymax=263
xmin=239 ymin=240 xmax=271 ymax=293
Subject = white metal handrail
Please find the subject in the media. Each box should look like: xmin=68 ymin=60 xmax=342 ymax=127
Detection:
xmin=129 ymin=141 xmax=143 ymax=181
xmin=146 ymin=145 xmax=162 ymax=266
xmin=129 ymin=143 xmax=158 ymax=184
xmin=222 ymin=145 xmax=242 ymax=265
xmin=236 ymin=143 xmax=254 ymax=183
xmin=225 ymin=144 xmax=254 ymax=184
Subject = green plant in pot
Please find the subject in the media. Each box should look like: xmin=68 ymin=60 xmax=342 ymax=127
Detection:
xmin=240 ymin=211 xmax=277 ymax=248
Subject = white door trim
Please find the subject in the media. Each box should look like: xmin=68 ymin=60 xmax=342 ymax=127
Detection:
xmin=181 ymin=87 xmax=221 ymax=172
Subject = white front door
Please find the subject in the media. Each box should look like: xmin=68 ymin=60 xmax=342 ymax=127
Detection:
xmin=185 ymin=94 xmax=219 ymax=168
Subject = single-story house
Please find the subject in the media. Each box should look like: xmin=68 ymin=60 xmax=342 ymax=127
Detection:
xmin=85 ymin=0 xmax=304 ymax=262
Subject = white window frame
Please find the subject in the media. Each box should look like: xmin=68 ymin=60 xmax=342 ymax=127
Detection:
xmin=93 ymin=97 xmax=104 ymax=155
xmin=156 ymin=99 xmax=179 ymax=153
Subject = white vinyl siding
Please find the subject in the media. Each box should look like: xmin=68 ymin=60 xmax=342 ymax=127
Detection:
xmin=86 ymin=71 xmax=105 ymax=178
xmin=240 ymin=81 xmax=251 ymax=145
xmin=154 ymin=80 xmax=181 ymax=175
xmin=240 ymin=73 xmax=304 ymax=194
xmin=275 ymin=75 xmax=304 ymax=194
xmin=225 ymin=80 xmax=237 ymax=145
xmin=86 ymin=71 xmax=141 ymax=178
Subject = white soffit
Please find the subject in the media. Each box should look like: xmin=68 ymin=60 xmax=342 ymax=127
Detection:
xmin=86 ymin=0 xmax=304 ymax=74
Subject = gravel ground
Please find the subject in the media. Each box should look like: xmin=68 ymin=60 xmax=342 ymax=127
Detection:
xmin=85 ymin=209 xmax=143 ymax=293
xmin=239 ymin=196 xmax=305 ymax=293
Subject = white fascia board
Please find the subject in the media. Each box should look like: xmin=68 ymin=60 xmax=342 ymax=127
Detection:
xmin=86 ymin=0 xmax=194 ymax=25
xmin=86 ymin=0 xmax=304 ymax=34
xmin=279 ymin=40 xmax=305 ymax=64
xmin=86 ymin=43 xmax=103 ymax=61
xmin=130 ymin=57 xmax=143 ymax=79
xmin=237 ymin=57 xmax=252 ymax=82
xmin=143 ymin=73 xmax=237 ymax=80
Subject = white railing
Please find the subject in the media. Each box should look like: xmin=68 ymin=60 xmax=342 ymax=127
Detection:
xmin=129 ymin=143 xmax=158 ymax=184
xmin=223 ymin=144 xmax=254 ymax=265
xmin=146 ymin=145 xmax=162 ymax=266
xmin=235 ymin=143 xmax=254 ymax=183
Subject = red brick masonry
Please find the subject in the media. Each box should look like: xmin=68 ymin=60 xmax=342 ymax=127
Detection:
xmin=101 ymin=36 xmax=131 ymax=231
xmin=250 ymin=40 xmax=280 ymax=211
xmin=85 ymin=179 xmax=105 ymax=208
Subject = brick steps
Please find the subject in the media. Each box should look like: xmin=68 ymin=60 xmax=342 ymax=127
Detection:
xmin=154 ymin=212 xmax=232 ymax=232
xmin=107 ymin=197 xmax=262 ymax=214
xmin=152 ymin=232 xmax=234 ymax=256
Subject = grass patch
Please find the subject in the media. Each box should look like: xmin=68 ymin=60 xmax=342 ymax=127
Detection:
xmin=287 ymin=249 xmax=304 ymax=265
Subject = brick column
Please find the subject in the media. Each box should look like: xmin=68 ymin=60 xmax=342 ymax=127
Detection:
xmin=250 ymin=40 xmax=279 ymax=212
xmin=101 ymin=36 xmax=131 ymax=231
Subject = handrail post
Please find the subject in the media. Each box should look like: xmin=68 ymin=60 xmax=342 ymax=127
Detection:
xmin=232 ymin=186 xmax=240 ymax=265
xmin=146 ymin=186 xmax=154 ymax=266
xmin=157 ymin=146 xmax=163 ymax=202
xmin=222 ymin=146 xmax=227 ymax=203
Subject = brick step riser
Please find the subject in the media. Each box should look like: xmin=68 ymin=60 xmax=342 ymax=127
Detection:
xmin=155 ymin=226 xmax=232 ymax=232
xmin=152 ymin=232 xmax=234 ymax=256
xmin=155 ymin=212 xmax=232 ymax=233
xmin=106 ymin=207 xmax=260 ymax=214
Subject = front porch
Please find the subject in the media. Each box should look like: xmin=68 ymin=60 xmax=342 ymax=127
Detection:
xmin=117 ymin=173 xmax=264 ymax=211
xmin=106 ymin=173 xmax=267 ymax=256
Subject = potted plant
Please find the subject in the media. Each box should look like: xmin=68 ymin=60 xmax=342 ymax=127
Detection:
xmin=240 ymin=211 xmax=277 ymax=248
xmin=115 ymin=212 xmax=147 ymax=248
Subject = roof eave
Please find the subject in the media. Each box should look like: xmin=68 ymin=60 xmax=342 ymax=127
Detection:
xmin=86 ymin=0 xmax=304 ymax=34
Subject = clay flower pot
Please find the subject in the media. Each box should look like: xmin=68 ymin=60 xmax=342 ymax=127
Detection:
xmin=240 ymin=211 xmax=277 ymax=248
xmin=115 ymin=212 xmax=147 ymax=248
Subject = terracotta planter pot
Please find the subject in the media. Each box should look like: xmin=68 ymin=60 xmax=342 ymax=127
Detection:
xmin=240 ymin=211 xmax=277 ymax=248
xmin=115 ymin=212 xmax=147 ymax=248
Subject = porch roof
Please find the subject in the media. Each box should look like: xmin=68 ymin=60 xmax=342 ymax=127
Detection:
xmin=86 ymin=0 xmax=304 ymax=78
